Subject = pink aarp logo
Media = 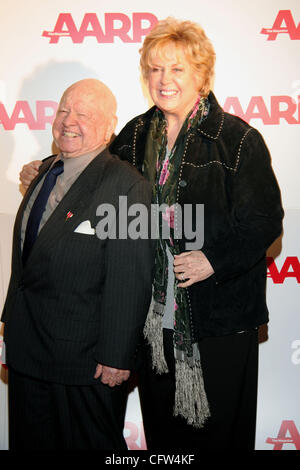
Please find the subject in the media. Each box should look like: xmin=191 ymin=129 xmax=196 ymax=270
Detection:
xmin=223 ymin=95 xmax=300 ymax=125
xmin=124 ymin=421 xmax=147 ymax=450
xmin=266 ymin=420 xmax=300 ymax=450
xmin=261 ymin=10 xmax=300 ymax=40
xmin=267 ymin=257 xmax=300 ymax=284
xmin=0 ymin=101 xmax=58 ymax=130
xmin=42 ymin=12 xmax=158 ymax=44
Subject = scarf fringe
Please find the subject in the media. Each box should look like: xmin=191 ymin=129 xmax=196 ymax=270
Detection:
xmin=144 ymin=303 xmax=210 ymax=427
xmin=143 ymin=302 xmax=169 ymax=374
xmin=174 ymin=359 xmax=210 ymax=428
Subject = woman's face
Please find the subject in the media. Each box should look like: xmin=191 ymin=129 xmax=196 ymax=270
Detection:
xmin=147 ymin=43 xmax=202 ymax=123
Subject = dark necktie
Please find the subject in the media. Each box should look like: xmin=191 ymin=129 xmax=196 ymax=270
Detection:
xmin=22 ymin=160 xmax=64 ymax=264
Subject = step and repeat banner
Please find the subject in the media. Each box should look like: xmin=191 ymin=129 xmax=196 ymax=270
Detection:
xmin=0 ymin=0 xmax=299 ymax=451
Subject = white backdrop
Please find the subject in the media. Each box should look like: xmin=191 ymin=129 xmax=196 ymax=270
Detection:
xmin=0 ymin=0 xmax=299 ymax=451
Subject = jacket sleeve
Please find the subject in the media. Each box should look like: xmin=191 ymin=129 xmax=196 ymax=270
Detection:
xmin=201 ymin=128 xmax=284 ymax=283
xmin=93 ymin=178 xmax=154 ymax=370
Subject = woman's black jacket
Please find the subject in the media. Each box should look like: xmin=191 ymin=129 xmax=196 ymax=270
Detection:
xmin=109 ymin=92 xmax=284 ymax=340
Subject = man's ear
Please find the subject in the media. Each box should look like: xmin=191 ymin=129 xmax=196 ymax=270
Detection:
xmin=105 ymin=115 xmax=118 ymax=144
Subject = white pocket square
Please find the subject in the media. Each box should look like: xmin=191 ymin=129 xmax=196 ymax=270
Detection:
xmin=74 ymin=220 xmax=95 ymax=235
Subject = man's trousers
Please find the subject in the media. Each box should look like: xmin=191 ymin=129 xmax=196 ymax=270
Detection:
xmin=8 ymin=368 xmax=128 ymax=450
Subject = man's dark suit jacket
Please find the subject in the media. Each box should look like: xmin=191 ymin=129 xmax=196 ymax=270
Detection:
xmin=1 ymin=148 xmax=153 ymax=385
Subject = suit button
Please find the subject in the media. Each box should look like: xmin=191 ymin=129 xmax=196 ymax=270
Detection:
xmin=18 ymin=282 xmax=25 ymax=290
xmin=179 ymin=179 xmax=187 ymax=187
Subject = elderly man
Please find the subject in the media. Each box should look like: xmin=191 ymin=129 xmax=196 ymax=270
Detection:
xmin=2 ymin=79 xmax=153 ymax=450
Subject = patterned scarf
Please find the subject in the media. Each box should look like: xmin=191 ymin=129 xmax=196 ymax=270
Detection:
xmin=143 ymin=95 xmax=211 ymax=427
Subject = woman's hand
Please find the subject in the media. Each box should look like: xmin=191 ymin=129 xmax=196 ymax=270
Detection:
xmin=174 ymin=250 xmax=214 ymax=287
xmin=20 ymin=160 xmax=42 ymax=189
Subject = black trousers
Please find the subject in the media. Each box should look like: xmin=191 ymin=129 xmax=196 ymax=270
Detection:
xmin=8 ymin=368 xmax=128 ymax=450
xmin=138 ymin=328 xmax=259 ymax=451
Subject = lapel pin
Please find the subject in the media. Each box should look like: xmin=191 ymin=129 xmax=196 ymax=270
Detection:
xmin=66 ymin=211 xmax=74 ymax=221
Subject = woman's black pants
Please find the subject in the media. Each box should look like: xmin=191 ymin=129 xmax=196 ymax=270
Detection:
xmin=138 ymin=328 xmax=259 ymax=451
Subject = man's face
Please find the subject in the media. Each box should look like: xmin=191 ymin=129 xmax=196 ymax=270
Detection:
xmin=52 ymin=84 xmax=112 ymax=158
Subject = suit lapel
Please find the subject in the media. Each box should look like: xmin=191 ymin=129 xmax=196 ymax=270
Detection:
xmin=14 ymin=157 xmax=56 ymax=273
xmin=23 ymin=149 xmax=112 ymax=268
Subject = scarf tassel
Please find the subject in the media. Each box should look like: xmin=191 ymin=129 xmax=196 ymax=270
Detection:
xmin=143 ymin=302 xmax=169 ymax=374
xmin=144 ymin=303 xmax=210 ymax=428
xmin=174 ymin=359 xmax=210 ymax=428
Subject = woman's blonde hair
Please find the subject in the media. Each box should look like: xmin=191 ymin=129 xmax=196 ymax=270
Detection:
xmin=140 ymin=17 xmax=216 ymax=97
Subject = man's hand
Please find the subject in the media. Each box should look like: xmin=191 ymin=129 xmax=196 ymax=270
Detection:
xmin=173 ymin=250 xmax=214 ymax=288
xmin=20 ymin=160 xmax=42 ymax=189
xmin=94 ymin=364 xmax=130 ymax=387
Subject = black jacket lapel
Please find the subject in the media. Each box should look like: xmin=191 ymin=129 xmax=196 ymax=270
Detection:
xmin=13 ymin=157 xmax=56 ymax=274
xmin=22 ymin=149 xmax=112 ymax=268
